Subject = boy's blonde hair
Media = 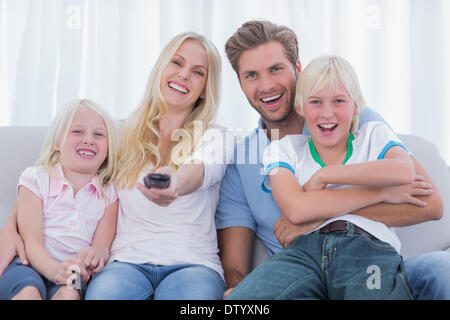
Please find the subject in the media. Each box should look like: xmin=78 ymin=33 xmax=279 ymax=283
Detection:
xmin=115 ymin=32 xmax=222 ymax=189
xmin=36 ymin=99 xmax=118 ymax=197
xmin=295 ymin=55 xmax=366 ymax=133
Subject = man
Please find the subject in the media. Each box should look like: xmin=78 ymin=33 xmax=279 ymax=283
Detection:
xmin=215 ymin=20 xmax=450 ymax=299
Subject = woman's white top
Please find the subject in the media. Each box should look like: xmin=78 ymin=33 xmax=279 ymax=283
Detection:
xmin=109 ymin=126 xmax=235 ymax=279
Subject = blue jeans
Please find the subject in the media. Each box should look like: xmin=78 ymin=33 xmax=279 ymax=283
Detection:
xmin=404 ymin=250 xmax=450 ymax=299
xmin=227 ymin=224 xmax=413 ymax=300
xmin=85 ymin=261 xmax=225 ymax=300
xmin=0 ymin=259 xmax=62 ymax=300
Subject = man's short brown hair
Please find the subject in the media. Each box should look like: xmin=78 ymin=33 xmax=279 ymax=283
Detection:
xmin=225 ymin=20 xmax=299 ymax=75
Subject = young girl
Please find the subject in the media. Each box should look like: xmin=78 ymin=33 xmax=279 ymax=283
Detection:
xmin=84 ymin=32 xmax=235 ymax=300
xmin=228 ymin=55 xmax=433 ymax=299
xmin=0 ymin=99 xmax=118 ymax=300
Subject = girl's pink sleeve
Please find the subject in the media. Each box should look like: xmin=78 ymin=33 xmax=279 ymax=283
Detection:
xmin=17 ymin=166 xmax=45 ymax=201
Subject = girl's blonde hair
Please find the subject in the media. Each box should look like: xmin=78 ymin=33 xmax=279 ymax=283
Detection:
xmin=295 ymin=55 xmax=366 ymax=133
xmin=115 ymin=32 xmax=222 ymax=189
xmin=36 ymin=99 xmax=118 ymax=197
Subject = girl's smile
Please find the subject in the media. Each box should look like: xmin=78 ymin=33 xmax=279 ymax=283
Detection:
xmin=58 ymin=106 xmax=108 ymax=179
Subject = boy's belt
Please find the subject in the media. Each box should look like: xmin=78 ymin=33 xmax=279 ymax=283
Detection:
xmin=318 ymin=220 xmax=377 ymax=240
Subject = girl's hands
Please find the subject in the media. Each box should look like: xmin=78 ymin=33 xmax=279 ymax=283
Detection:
xmin=383 ymin=175 xmax=433 ymax=207
xmin=51 ymin=257 xmax=90 ymax=285
xmin=137 ymin=166 xmax=180 ymax=207
xmin=77 ymin=246 xmax=109 ymax=275
xmin=51 ymin=246 xmax=108 ymax=287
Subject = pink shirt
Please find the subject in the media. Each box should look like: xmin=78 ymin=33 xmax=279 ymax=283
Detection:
xmin=17 ymin=164 xmax=118 ymax=262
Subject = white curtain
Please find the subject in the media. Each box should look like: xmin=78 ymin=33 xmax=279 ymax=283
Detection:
xmin=1 ymin=0 xmax=449 ymax=163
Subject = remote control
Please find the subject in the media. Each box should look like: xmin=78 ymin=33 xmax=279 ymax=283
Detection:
xmin=143 ymin=173 xmax=171 ymax=189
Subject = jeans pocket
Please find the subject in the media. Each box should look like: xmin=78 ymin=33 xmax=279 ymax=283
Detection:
xmin=359 ymin=234 xmax=397 ymax=253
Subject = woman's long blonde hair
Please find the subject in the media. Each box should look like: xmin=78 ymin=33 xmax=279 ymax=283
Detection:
xmin=115 ymin=32 xmax=222 ymax=189
xmin=36 ymin=99 xmax=118 ymax=198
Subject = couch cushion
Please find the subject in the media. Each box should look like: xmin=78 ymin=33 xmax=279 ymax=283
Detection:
xmin=0 ymin=127 xmax=48 ymax=227
xmin=396 ymin=134 xmax=450 ymax=258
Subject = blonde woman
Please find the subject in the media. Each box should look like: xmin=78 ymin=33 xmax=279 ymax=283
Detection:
xmin=85 ymin=32 xmax=234 ymax=300
xmin=0 ymin=100 xmax=119 ymax=300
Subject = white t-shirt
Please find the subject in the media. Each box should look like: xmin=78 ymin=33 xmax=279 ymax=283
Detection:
xmin=262 ymin=121 xmax=410 ymax=253
xmin=109 ymin=126 xmax=235 ymax=279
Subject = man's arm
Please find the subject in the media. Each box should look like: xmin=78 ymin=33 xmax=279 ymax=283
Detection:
xmin=217 ymin=226 xmax=254 ymax=297
xmin=355 ymin=108 xmax=443 ymax=225
xmin=215 ymin=159 xmax=259 ymax=296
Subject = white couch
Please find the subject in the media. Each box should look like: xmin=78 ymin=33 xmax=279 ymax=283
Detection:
xmin=1 ymin=127 xmax=449 ymax=266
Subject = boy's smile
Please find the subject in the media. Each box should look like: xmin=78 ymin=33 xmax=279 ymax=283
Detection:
xmin=299 ymin=80 xmax=358 ymax=152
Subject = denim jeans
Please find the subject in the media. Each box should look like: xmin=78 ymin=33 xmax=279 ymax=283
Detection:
xmin=404 ymin=250 xmax=450 ymax=299
xmin=0 ymin=259 xmax=62 ymax=300
xmin=227 ymin=224 xmax=413 ymax=300
xmin=84 ymin=261 xmax=225 ymax=300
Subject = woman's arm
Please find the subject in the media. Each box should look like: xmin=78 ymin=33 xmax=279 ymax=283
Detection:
xmin=175 ymin=161 xmax=205 ymax=196
xmin=217 ymin=226 xmax=255 ymax=298
xmin=0 ymin=203 xmax=29 ymax=278
xmin=136 ymin=162 xmax=204 ymax=207
xmin=78 ymin=199 xmax=119 ymax=273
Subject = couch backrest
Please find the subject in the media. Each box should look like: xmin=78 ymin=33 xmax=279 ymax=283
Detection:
xmin=0 ymin=126 xmax=49 ymax=227
xmin=396 ymin=134 xmax=450 ymax=258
